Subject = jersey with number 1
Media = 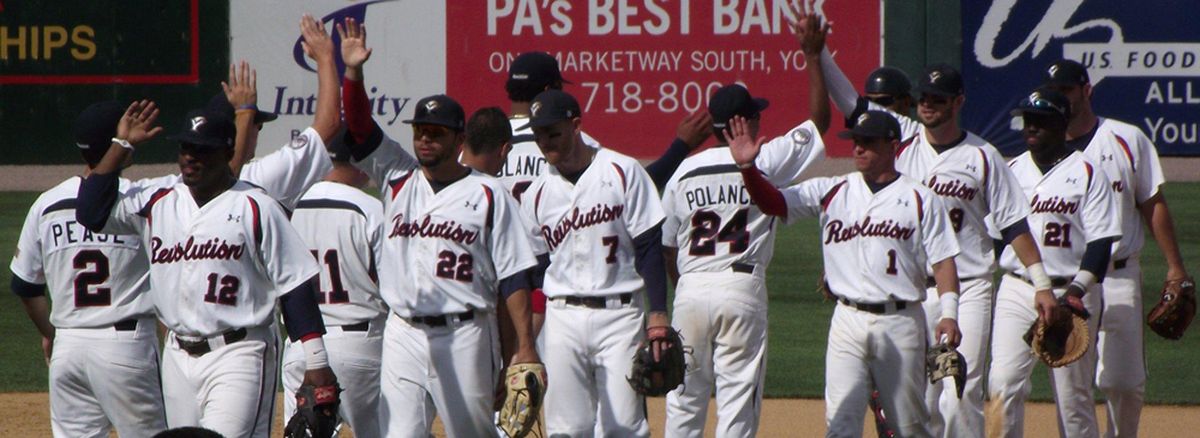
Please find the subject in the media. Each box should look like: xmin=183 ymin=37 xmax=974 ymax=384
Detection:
xmin=291 ymin=181 xmax=386 ymax=325
xmin=1080 ymin=118 xmax=1165 ymax=260
xmin=895 ymin=130 xmax=1030 ymax=278
xmin=780 ymin=173 xmax=960 ymax=303
xmin=521 ymin=148 xmax=665 ymax=298
xmin=999 ymin=151 xmax=1122 ymax=278
xmin=355 ymin=135 xmax=538 ymax=317
xmin=499 ymin=116 xmax=600 ymax=203
xmin=95 ymin=181 xmax=320 ymax=337
xmin=11 ymin=177 xmax=149 ymax=328
xmin=661 ymin=121 xmax=825 ymax=274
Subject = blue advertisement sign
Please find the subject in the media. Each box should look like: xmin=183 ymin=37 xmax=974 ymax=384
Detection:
xmin=961 ymin=0 xmax=1200 ymax=156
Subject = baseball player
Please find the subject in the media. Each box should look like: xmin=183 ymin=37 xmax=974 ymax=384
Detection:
xmin=516 ymin=88 xmax=671 ymax=437
xmin=1042 ymin=59 xmax=1189 ymax=438
xmin=338 ymin=17 xmax=542 ymax=437
xmin=886 ymin=63 xmax=1053 ymax=438
xmin=987 ymin=88 xmax=1122 ymax=438
xmin=733 ymin=110 xmax=963 ymax=438
xmin=660 ymin=10 xmax=830 ymax=437
xmin=10 ymin=101 xmax=168 ymax=438
xmin=281 ymin=131 xmax=385 ymax=438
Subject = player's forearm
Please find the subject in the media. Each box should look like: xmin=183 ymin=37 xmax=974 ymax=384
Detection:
xmin=313 ymin=57 xmax=342 ymax=142
xmin=807 ymin=52 xmax=831 ymax=135
xmin=820 ymin=48 xmax=860 ymax=117
xmin=932 ymin=258 xmax=960 ymax=297
xmin=229 ymin=110 xmax=257 ymax=175
xmin=645 ymin=139 xmax=691 ymax=191
xmin=738 ymin=167 xmax=788 ymax=217
xmin=279 ymin=278 xmax=327 ymax=342
xmin=663 ymin=246 xmax=680 ymax=286
xmin=18 ymin=296 xmax=55 ymax=339
xmin=1008 ymin=227 xmax=1044 ymax=267
xmin=1071 ymin=237 xmax=1115 ymax=297
xmin=342 ymin=77 xmax=378 ymax=148
xmin=495 ymin=297 xmax=518 ymax=364
xmin=92 ymin=141 xmax=131 ymax=176
xmin=1140 ymin=194 xmax=1189 ymax=278
xmin=503 ymin=289 xmax=537 ymax=363
xmin=76 ymin=168 xmax=122 ymax=232
xmin=634 ymin=224 xmax=669 ymax=314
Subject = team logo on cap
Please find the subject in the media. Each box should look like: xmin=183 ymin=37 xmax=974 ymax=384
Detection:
xmin=1028 ymin=91 xmax=1044 ymax=104
xmin=1048 ymin=65 xmax=1059 ymax=77
xmin=424 ymin=100 xmax=439 ymax=112
xmin=530 ymin=102 xmax=542 ymax=117
xmin=929 ymin=71 xmax=943 ymax=82
xmin=190 ymin=116 xmax=207 ymax=131
xmin=511 ymin=73 xmax=529 ymax=80
xmin=857 ymin=113 xmax=870 ymax=125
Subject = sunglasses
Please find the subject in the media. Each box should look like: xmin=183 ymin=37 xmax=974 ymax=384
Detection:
xmin=413 ymin=124 xmax=453 ymax=139
xmin=919 ymin=95 xmax=951 ymax=106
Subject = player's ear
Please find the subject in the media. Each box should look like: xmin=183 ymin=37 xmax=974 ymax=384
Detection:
xmin=571 ymin=117 xmax=582 ymax=133
xmin=1082 ymin=83 xmax=1093 ymax=99
xmin=954 ymin=95 xmax=966 ymax=111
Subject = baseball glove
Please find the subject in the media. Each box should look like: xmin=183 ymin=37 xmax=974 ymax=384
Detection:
xmin=283 ymin=383 xmax=341 ymax=438
xmin=926 ymin=342 xmax=967 ymax=399
xmin=1024 ymin=297 xmax=1090 ymax=368
xmin=497 ymin=362 xmax=547 ymax=438
xmin=627 ymin=326 xmax=685 ymax=396
xmin=1147 ymin=277 xmax=1197 ymax=340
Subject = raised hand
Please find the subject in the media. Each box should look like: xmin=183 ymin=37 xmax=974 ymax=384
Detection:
xmin=222 ymin=60 xmax=257 ymax=109
xmin=117 ymin=100 xmax=163 ymax=146
xmin=726 ymin=116 xmax=767 ymax=168
xmin=676 ymin=111 xmax=713 ymax=149
xmin=336 ymin=17 xmax=372 ymax=72
xmin=299 ymin=14 xmax=334 ymax=63
xmin=788 ymin=0 xmax=830 ymax=56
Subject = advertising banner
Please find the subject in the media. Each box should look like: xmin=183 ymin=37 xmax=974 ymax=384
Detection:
xmin=962 ymin=0 xmax=1200 ymax=156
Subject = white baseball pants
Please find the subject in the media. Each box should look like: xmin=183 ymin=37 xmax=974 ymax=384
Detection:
xmin=379 ymin=311 xmax=500 ymax=438
xmin=283 ymin=317 xmax=385 ymax=438
xmin=665 ymin=270 xmax=767 ymax=438
xmin=542 ymin=295 xmax=649 ymax=437
xmin=1095 ymin=257 xmax=1144 ymax=438
xmin=988 ymin=275 xmax=1100 ymax=438
xmin=922 ymin=277 xmax=993 ymax=438
xmin=49 ymin=318 xmax=165 ymax=438
xmin=825 ymin=301 xmax=931 ymax=438
xmin=161 ymin=325 xmax=279 ymax=438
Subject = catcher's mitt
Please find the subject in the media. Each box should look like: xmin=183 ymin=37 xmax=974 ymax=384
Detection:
xmin=627 ymin=326 xmax=685 ymax=396
xmin=1147 ymin=277 xmax=1197 ymax=340
xmin=283 ymin=383 xmax=341 ymax=438
xmin=497 ymin=362 xmax=547 ymax=438
xmin=1024 ymin=297 xmax=1090 ymax=368
xmin=926 ymin=342 xmax=967 ymax=399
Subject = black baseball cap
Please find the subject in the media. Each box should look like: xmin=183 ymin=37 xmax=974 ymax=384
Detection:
xmin=168 ymin=108 xmax=236 ymax=149
xmin=403 ymin=95 xmax=466 ymax=132
xmin=1044 ymin=60 xmax=1090 ymax=87
xmin=1010 ymin=87 xmax=1071 ymax=120
xmin=73 ymin=100 xmax=124 ymax=150
xmin=915 ymin=64 xmax=964 ymax=97
xmin=864 ymin=66 xmax=912 ymax=96
xmin=327 ymin=126 xmax=352 ymax=162
xmin=838 ymin=110 xmax=902 ymax=140
xmin=509 ymin=52 xmax=569 ymax=88
xmin=709 ymin=84 xmax=769 ymax=131
xmin=517 ymin=90 xmax=581 ymax=130
xmin=206 ymin=93 xmax=278 ymax=124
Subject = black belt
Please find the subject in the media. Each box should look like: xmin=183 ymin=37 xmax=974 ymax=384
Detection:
xmin=176 ymin=328 xmax=248 ymax=357
xmin=341 ymin=321 xmax=370 ymax=332
xmin=1007 ymin=273 xmax=1070 ymax=288
xmin=732 ymin=263 xmax=755 ymax=274
xmin=837 ymin=297 xmax=910 ymax=315
xmin=1113 ymin=258 xmax=1128 ymax=270
xmin=554 ymin=293 xmax=634 ymax=309
xmin=113 ymin=319 xmax=138 ymax=331
xmin=408 ymin=311 xmax=474 ymax=327
xmin=926 ymin=276 xmax=985 ymax=288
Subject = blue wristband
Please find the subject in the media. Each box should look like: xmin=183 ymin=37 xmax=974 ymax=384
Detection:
xmin=236 ymin=104 xmax=257 ymax=111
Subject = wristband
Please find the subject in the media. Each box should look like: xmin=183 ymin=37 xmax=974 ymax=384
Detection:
xmin=1069 ymin=270 xmax=1097 ymax=296
xmin=736 ymin=161 xmax=756 ymax=170
xmin=301 ymin=336 xmax=330 ymax=370
xmin=236 ymin=104 xmax=258 ymax=111
xmin=111 ymin=138 xmax=133 ymax=151
xmin=1027 ymin=262 xmax=1052 ymax=291
xmin=939 ymin=292 xmax=960 ymax=321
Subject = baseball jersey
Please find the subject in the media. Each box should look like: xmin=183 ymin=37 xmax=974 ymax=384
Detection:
xmin=291 ymin=181 xmax=386 ymax=325
xmin=521 ymin=148 xmax=666 ymax=298
xmin=355 ymin=135 xmax=539 ymax=317
xmin=863 ymin=100 xmax=922 ymax=144
xmin=661 ymin=120 xmax=826 ymax=274
xmin=781 ymin=173 xmax=960 ymax=303
xmin=10 ymin=177 xmax=152 ymax=328
xmin=895 ymin=130 xmax=1030 ymax=278
xmin=1079 ymin=118 xmax=1165 ymax=260
xmin=94 ymin=181 xmax=320 ymax=337
xmin=499 ymin=116 xmax=600 ymax=202
xmin=1000 ymin=151 xmax=1122 ymax=278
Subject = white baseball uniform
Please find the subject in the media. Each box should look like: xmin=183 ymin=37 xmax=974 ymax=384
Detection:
xmin=661 ymin=121 xmax=825 ymax=438
xmin=895 ymin=130 xmax=1031 ymax=438
xmin=989 ymin=151 xmax=1121 ymax=438
xmin=520 ymin=147 xmax=665 ymax=437
xmin=778 ymin=172 xmax=960 ymax=438
xmin=499 ymin=115 xmax=599 ymax=202
xmin=89 ymin=179 xmax=321 ymax=438
xmin=281 ymin=181 xmax=386 ymax=438
xmin=1075 ymin=118 xmax=1165 ymax=438
xmin=354 ymin=134 xmax=537 ymax=437
xmin=10 ymin=177 xmax=166 ymax=438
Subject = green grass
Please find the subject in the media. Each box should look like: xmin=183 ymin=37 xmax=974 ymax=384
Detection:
xmin=1 ymin=184 xmax=1199 ymax=403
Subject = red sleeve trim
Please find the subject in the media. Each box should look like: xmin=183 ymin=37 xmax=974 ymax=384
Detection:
xmin=913 ymin=189 xmax=925 ymax=225
xmin=611 ymin=162 xmax=628 ymax=191
xmin=534 ymin=185 xmax=545 ymax=218
xmin=482 ymin=184 xmax=495 ymax=229
xmin=820 ymin=181 xmax=849 ymax=213
xmin=978 ymin=148 xmax=991 ymax=186
xmin=299 ymin=332 xmax=322 ymax=342
xmin=1083 ymin=161 xmax=1095 ymax=187
xmin=388 ymin=170 xmax=415 ymax=201
xmin=740 ymin=166 xmax=788 ymax=217
xmin=1113 ymin=134 xmax=1135 ymax=173
xmin=896 ymin=135 xmax=917 ymax=158
xmin=136 ymin=188 xmax=175 ymax=225
xmin=246 ymin=197 xmax=263 ymax=246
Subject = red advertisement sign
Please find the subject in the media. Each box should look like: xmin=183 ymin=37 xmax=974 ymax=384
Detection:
xmin=447 ymin=0 xmax=880 ymax=158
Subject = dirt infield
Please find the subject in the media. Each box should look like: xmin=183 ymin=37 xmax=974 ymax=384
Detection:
xmin=2 ymin=392 xmax=1197 ymax=437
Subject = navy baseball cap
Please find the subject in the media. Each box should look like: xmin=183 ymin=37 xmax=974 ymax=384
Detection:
xmin=403 ymin=95 xmax=466 ymax=132
xmin=864 ymin=66 xmax=913 ymax=96
xmin=709 ymin=84 xmax=769 ymax=131
xmin=517 ymin=90 xmax=581 ymax=130
xmin=1011 ymin=87 xmax=1071 ymax=120
xmin=206 ymin=93 xmax=277 ymax=124
xmin=838 ymin=110 xmax=902 ymax=140
xmin=1044 ymin=60 xmax=1090 ymax=87
xmin=509 ymin=52 xmax=569 ymax=88
xmin=915 ymin=64 xmax=964 ymax=97
xmin=327 ymin=127 xmax=352 ymax=162
xmin=73 ymin=100 xmax=124 ymax=150
xmin=169 ymin=108 xmax=236 ymax=149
